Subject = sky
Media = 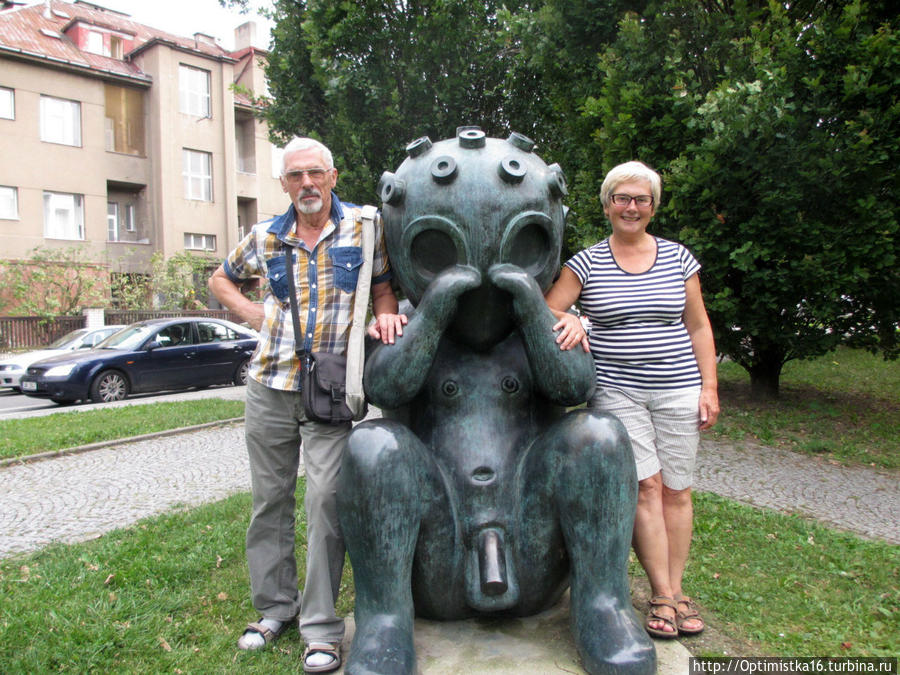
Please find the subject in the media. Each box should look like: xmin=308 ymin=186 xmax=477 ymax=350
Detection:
xmin=45 ymin=0 xmax=276 ymax=50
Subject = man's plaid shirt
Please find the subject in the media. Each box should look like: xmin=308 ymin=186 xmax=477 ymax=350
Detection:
xmin=223 ymin=193 xmax=391 ymax=391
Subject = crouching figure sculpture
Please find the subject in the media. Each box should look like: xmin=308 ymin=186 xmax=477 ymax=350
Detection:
xmin=336 ymin=128 xmax=656 ymax=674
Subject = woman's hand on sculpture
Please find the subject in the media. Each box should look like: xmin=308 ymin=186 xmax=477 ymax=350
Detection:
xmin=552 ymin=313 xmax=590 ymax=353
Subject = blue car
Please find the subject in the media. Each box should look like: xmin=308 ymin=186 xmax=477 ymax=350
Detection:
xmin=19 ymin=317 xmax=258 ymax=404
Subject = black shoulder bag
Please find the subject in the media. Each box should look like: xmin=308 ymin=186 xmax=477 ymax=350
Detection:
xmin=283 ymin=243 xmax=354 ymax=424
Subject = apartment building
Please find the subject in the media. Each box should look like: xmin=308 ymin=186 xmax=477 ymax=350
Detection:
xmin=0 ymin=0 xmax=285 ymax=304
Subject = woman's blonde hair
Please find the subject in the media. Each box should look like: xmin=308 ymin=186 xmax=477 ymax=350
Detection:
xmin=600 ymin=161 xmax=662 ymax=207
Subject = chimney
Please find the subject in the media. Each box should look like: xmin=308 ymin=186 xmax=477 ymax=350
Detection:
xmin=234 ymin=21 xmax=257 ymax=51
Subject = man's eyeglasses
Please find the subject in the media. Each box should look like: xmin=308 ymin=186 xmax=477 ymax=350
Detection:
xmin=611 ymin=193 xmax=653 ymax=207
xmin=283 ymin=168 xmax=332 ymax=182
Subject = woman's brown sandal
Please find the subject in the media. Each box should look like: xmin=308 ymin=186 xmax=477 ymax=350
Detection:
xmin=675 ymin=594 xmax=705 ymax=635
xmin=645 ymin=595 xmax=678 ymax=639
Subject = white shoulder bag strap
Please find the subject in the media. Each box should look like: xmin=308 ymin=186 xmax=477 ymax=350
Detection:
xmin=345 ymin=205 xmax=377 ymax=420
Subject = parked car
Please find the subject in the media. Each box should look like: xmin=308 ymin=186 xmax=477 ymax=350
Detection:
xmin=19 ymin=318 xmax=258 ymax=404
xmin=0 ymin=325 xmax=126 ymax=391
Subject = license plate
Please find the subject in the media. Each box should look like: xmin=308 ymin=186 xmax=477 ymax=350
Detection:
xmin=21 ymin=381 xmax=37 ymax=391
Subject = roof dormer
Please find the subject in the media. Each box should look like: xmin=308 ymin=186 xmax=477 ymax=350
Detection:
xmin=63 ymin=19 xmax=135 ymax=59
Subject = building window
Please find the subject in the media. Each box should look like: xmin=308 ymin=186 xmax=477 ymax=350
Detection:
xmin=40 ymin=95 xmax=81 ymax=146
xmin=105 ymin=84 xmax=145 ymax=155
xmin=109 ymin=35 xmax=123 ymax=59
xmin=107 ymin=202 xmax=119 ymax=241
xmin=87 ymin=30 xmax=104 ymax=55
xmin=43 ymin=191 xmax=84 ymax=240
xmin=0 ymin=186 xmax=18 ymax=220
xmin=235 ymin=118 xmax=256 ymax=173
xmin=0 ymin=87 xmax=13 ymax=120
xmin=184 ymin=233 xmax=216 ymax=251
xmin=179 ymin=65 xmax=211 ymax=118
xmin=183 ymin=149 xmax=213 ymax=201
xmin=124 ymin=204 xmax=136 ymax=232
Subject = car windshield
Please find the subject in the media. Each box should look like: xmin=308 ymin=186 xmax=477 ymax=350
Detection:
xmin=45 ymin=329 xmax=91 ymax=349
xmin=96 ymin=324 xmax=159 ymax=350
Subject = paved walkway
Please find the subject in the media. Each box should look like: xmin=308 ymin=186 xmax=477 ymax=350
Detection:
xmin=695 ymin=439 xmax=899 ymax=544
xmin=1 ymin=421 xmax=897 ymax=558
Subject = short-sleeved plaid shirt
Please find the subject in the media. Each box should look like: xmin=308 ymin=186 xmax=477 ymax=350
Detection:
xmin=222 ymin=193 xmax=391 ymax=391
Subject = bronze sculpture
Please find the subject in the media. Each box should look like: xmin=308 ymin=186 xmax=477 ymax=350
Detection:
xmin=337 ymin=128 xmax=656 ymax=674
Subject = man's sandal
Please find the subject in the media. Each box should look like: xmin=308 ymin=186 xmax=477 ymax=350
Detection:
xmin=236 ymin=618 xmax=292 ymax=650
xmin=303 ymin=642 xmax=341 ymax=673
xmin=645 ymin=595 xmax=679 ymax=639
xmin=675 ymin=594 xmax=705 ymax=635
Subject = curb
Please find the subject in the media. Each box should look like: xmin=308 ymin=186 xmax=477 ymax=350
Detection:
xmin=0 ymin=417 xmax=245 ymax=468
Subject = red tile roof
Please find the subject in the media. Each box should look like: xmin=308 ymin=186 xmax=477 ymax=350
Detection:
xmin=0 ymin=0 xmax=239 ymax=85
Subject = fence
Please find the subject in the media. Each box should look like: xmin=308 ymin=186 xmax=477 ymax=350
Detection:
xmin=104 ymin=309 xmax=241 ymax=325
xmin=0 ymin=309 xmax=242 ymax=351
xmin=0 ymin=316 xmax=86 ymax=351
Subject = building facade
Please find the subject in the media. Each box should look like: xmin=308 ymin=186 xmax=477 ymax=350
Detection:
xmin=0 ymin=0 xmax=285 ymax=307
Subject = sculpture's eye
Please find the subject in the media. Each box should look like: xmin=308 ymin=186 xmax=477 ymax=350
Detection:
xmin=412 ymin=229 xmax=458 ymax=278
xmin=401 ymin=216 xmax=469 ymax=294
xmin=500 ymin=212 xmax=553 ymax=277
xmin=442 ymin=380 xmax=460 ymax=397
xmin=500 ymin=376 xmax=520 ymax=394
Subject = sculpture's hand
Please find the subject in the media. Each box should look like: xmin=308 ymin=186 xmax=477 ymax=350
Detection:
xmin=364 ymin=265 xmax=481 ymax=409
xmin=488 ymin=263 xmax=541 ymax=307
xmin=416 ymin=265 xmax=482 ymax=325
xmin=488 ymin=263 xmax=595 ymax=405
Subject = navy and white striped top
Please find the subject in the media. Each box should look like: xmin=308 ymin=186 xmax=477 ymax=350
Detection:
xmin=565 ymin=237 xmax=702 ymax=390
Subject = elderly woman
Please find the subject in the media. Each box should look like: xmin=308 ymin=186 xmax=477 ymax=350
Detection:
xmin=545 ymin=161 xmax=719 ymax=639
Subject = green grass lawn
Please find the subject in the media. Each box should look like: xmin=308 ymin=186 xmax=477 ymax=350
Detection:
xmin=0 ymin=484 xmax=895 ymax=672
xmin=0 ymin=480 xmax=357 ymax=674
xmin=0 ymin=399 xmax=245 ymax=461
xmin=0 ymin=347 xmax=897 ymax=669
xmin=712 ymin=347 xmax=899 ymax=469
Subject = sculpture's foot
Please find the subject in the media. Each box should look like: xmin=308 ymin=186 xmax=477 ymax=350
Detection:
xmin=345 ymin=613 xmax=415 ymax=675
xmin=572 ymin=592 xmax=656 ymax=675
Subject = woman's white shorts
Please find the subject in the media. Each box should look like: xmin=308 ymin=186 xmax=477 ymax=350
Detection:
xmin=590 ymin=385 xmax=701 ymax=490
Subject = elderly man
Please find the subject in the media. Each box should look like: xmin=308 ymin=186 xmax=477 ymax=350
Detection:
xmin=209 ymin=137 xmax=404 ymax=673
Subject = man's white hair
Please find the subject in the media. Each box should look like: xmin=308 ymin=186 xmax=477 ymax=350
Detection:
xmin=281 ymin=137 xmax=334 ymax=173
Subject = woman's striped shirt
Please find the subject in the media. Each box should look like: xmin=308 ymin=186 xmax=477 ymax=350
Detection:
xmin=565 ymin=237 xmax=701 ymax=391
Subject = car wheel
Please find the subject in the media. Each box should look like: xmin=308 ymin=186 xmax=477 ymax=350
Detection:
xmin=234 ymin=359 xmax=250 ymax=386
xmin=90 ymin=370 xmax=129 ymax=402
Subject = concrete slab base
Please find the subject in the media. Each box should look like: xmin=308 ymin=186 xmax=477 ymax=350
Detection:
xmin=335 ymin=591 xmax=691 ymax=674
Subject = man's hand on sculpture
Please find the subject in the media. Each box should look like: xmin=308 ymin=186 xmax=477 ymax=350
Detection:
xmin=368 ymin=312 xmax=409 ymax=344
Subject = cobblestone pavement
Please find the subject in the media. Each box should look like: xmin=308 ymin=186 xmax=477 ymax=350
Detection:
xmin=0 ymin=423 xmax=897 ymax=559
xmin=695 ymin=440 xmax=899 ymax=544
xmin=0 ymin=424 xmax=252 ymax=558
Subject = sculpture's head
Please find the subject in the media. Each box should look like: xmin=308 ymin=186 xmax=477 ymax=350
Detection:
xmin=380 ymin=127 xmax=568 ymax=351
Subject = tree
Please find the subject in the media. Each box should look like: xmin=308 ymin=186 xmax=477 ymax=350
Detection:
xmin=111 ymin=251 xmax=215 ymax=310
xmin=0 ymin=247 xmax=109 ymax=317
xmin=522 ymin=0 xmax=898 ymax=397
xmin=260 ymin=0 xmax=543 ymax=201
xmin=665 ymin=2 xmax=899 ymax=396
